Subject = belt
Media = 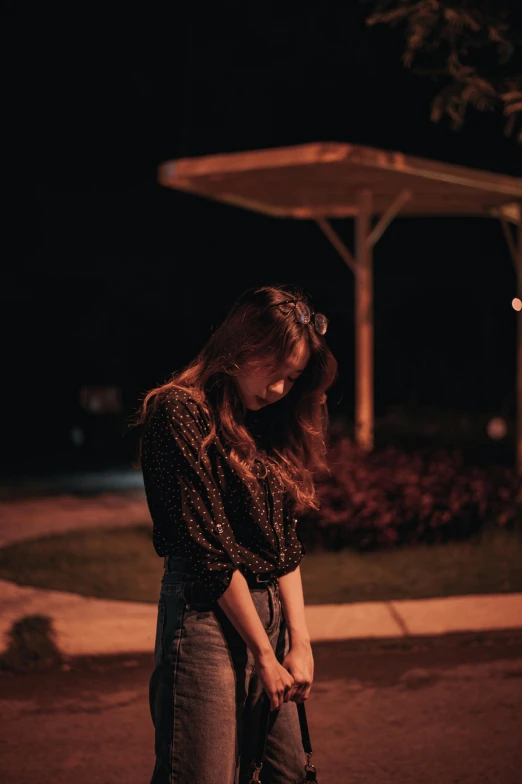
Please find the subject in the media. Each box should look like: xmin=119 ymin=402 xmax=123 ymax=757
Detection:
xmin=163 ymin=557 xmax=277 ymax=591
xmin=244 ymin=571 xmax=278 ymax=589
xmin=183 ymin=572 xmax=277 ymax=605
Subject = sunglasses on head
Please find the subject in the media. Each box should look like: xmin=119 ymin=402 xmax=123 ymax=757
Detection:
xmin=269 ymin=299 xmax=328 ymax=336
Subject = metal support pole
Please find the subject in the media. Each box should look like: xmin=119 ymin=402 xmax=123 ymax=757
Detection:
xmin=514 ymin=210 xmax=522 ymax=477
xmin=355 ymin=189 xmax=374 ymax=452
xmin=316 ymin=190 xmax=409 ymax=454
xmin=500 ymin=214 xmax=518 ymax=272
xmin=367 ymin=189 xmax=412 ymax=248
xmin=315 ymin=217 xmax=357 ymax=274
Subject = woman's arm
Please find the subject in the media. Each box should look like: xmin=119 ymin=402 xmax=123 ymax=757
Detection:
xmin=218 ymin=569 xmax=296 ymax=711
xmin=277 ymin=565 xmax=310 ymax=647
xmin=276 ymin=501 xmax=309 ymax=646
xmin=216 ymin=569 xmax=274 ymax=658
xmin=278 ymin=564 xmax=314 ymax=704
xmin=144 ymin=391 xmax=284 ymax=661
xmin=143 ymin=391 xmax=246 ymax=603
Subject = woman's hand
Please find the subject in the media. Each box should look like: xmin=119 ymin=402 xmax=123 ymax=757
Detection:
xmin=254 ymin=650 xmax=296 ymax=711
xmin=281 ymin=639 xmax=314 ymax=703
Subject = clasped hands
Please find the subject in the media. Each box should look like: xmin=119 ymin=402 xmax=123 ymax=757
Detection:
xmin=281 ymin=639 xmax=314 ymax=704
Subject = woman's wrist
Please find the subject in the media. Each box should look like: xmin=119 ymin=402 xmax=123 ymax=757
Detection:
xmin=288 ymin=630 xmax=311 ymax=648
xmin=252 ymin=643 xmax=277 ymax=661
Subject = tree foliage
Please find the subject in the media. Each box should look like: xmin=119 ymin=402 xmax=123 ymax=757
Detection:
xmin=364 ymin=1 xmax=522 ymax=142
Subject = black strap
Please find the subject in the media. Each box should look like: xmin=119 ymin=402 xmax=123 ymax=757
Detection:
xmin=250 ymin=694 xmax=313 ymax=773
xmin=252 ymin=694 xmax=272 ymax=769
xmin=297 ymin=702 xmax=312 ymax=754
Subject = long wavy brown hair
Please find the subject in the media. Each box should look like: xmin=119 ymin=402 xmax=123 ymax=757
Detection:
xmin=132 ymin=284 xmax=338 ymax=513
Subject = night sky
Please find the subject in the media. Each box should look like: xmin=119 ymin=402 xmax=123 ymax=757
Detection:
xmin=3 ymin=3 xmax=520 ymax=476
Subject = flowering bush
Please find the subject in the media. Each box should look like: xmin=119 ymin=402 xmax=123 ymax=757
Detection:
xmin=299 ymin=436 xmax=522 ymax=552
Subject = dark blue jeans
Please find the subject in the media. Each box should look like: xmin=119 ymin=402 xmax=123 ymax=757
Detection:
xmin=149 ymin=556 xmax=305 ymax=783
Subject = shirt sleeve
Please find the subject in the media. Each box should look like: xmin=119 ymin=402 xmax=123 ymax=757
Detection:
xmin=142 ymin=391 xmax=246 ymax=602
xmin=276 ymin=496 xmax=306 ymax=577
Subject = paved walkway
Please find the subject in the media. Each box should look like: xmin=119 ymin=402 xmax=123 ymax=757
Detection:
xmin=1 ymin=479 xmax=522 ymax=658
xmin=0 ymin=487 xmax=147 ymax=549
xmin=2 ymin=577 xmax=522 ymax=657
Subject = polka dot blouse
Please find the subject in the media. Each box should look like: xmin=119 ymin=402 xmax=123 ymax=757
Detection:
xmin=140 ymin=388 xmax=306 ymax=602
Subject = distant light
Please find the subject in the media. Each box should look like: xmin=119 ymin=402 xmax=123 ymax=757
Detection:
xmin=487 ymin=417 xmax=507 ymax=440
xmin=513 ymin=298 xmax=522 ymax=312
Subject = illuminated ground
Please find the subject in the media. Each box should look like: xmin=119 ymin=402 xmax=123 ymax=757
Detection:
xmin=1 ymin=634 xmax=521 ymax=784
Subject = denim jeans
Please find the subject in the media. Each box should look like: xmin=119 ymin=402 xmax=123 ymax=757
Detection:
xmin=149 ymin=556 xmax=305 ymax=784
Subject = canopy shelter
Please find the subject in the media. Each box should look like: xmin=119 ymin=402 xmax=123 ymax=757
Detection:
xmin=158 ymin=142 xmax=522 ymax=474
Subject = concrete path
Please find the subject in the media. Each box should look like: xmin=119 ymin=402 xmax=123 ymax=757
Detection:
xmin=2 ymin=578 xmax=522 ymax=658
xmin=1 ymin=478 xmax=522 ymax=659
xmin=0 ymin=487 xmax=147 ymax=549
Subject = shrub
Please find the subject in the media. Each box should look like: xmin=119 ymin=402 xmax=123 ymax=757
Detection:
xmin=299 ymin=436 xmax=521 ymax=552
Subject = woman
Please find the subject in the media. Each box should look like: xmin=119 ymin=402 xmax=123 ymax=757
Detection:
xmin=135 ymin=284 xmax=337 ymax=783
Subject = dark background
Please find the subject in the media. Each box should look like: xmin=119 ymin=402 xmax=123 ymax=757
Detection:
xmin=3 ymin=2 xmax=520 ymax=476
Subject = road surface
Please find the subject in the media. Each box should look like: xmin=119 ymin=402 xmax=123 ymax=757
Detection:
xmin=1 ymin=633 xmax=521 ymax=783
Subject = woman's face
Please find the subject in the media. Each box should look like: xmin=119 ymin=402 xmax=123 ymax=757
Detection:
xmin=234 ymin=342 xmax=311 ymax=411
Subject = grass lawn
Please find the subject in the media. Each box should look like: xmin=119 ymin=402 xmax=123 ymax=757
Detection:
xmin=0 ymin=524 xmax=521 ymax=604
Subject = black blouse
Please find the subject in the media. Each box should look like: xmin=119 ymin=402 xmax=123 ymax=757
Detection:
xmin=140 ymin=388 xmax=306 ymax=602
